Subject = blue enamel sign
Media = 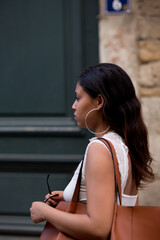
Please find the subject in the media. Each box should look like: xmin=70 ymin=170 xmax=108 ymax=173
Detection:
xmin=105 ymin=0 xmax=131 ymax=14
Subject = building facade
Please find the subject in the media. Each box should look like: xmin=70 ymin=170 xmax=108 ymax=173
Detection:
xmin=99 ymin=0 xmax=160 ymax=205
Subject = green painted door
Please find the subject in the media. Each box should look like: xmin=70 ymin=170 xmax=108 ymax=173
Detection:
xmin=0 ymin=0 xmax=98 ymax=238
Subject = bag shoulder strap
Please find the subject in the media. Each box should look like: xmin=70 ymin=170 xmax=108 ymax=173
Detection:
xmin=69 ymin=160 xmax=84 ymax=213
xmin=98 ymin=138 xmax=122 ymax=204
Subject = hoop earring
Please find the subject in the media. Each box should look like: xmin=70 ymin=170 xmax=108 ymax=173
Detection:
xmin=85 ymin=108 xmax=110 ymax=135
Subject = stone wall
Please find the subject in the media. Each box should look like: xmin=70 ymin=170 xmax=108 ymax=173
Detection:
xmin=99 ymin=0 xmax=160 ymax=205
xmin=137 ymin=0 xmax=160 ymax=205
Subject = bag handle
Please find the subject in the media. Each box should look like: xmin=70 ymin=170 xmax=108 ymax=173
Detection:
xmin=98 ymin=138 xmax=122 ymax=205
xmin=69 ymin=160 xmax=84 ymax=213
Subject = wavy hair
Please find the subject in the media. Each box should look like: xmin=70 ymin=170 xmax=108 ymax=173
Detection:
xmin=78 ymin=63 xmax=154 ymax=188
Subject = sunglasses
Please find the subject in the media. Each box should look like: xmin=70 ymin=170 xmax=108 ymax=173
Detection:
xmin=46 ymin=174 xmax=52 ymax=194
xmin=44 ymin=174 xmax=59 ymax=203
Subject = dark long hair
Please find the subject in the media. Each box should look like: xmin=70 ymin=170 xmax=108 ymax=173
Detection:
xmin=78 ymin=63 xmax=154 ymax=188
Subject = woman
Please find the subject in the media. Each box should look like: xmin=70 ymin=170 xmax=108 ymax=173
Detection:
xmin=30 ymin=63 xmax=154 ymax=240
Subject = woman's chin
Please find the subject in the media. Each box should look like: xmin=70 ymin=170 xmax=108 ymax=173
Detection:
xmin=76 ymin=121 xmax=85 ymax=128
xmin=77 ymin=122 xmax=82 ymax=128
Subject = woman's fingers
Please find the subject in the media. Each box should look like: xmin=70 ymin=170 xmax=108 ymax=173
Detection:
xmin=44 ymin=193 xmax=59 ymax=203
xmin=44 ymin=194 xmax=50 ymax=202
xmin=44 ymin=192 xmax=60 ymax=207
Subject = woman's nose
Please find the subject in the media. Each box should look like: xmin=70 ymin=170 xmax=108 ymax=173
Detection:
xmin=72 ymin=101 xmax=76 ymax=110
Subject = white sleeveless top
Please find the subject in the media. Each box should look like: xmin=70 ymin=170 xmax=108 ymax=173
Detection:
xmin=63 ymin=132 xmax=138 ymax=206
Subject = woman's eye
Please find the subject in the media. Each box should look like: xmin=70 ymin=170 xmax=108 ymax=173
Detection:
xmin=75 ymin=96 xmax=79 ymax=101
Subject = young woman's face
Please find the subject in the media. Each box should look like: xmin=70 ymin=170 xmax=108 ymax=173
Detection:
xmin=72 ymin=82 xmax=98 ymax=128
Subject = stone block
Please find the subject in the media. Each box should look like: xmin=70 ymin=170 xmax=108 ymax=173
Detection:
xmin=99 ymin=15 xmax=139 ymax=90
xmin=141 ymin=97 xmax=160 ymax=134
xmin=139 ymin=40 xmax=160 ymax=62
xmin=138 ymin=0 xmax=160 ymax=16
xmin=139 ymin=179 xmax=160 ymax=206
xmin=139 ymin=102 xmax=160 ymax=206
xmin=138 ymin=17 xmax=160 ymax=39
xmin=140 ymin=87 xmax=160 ymax=97
xmin=139 ymin=62 xmax=160 ymax=87
xmin=139 ymin=133 xmax=160 ymax=206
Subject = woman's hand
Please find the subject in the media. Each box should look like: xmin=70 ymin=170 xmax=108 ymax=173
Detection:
xmin=44 ymin=191 xmax=64 ymax=206
xmin=30 ymin=191 xmax=64 ymax=224
xmin=30 ymin=201 xmax=49 ymax=223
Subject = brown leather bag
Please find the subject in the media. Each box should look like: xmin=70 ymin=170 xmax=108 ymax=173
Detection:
xmin=99 ymin=138 xmax=160 ymax=240
xmin=40 ymin=139 xmax=160 ymax=240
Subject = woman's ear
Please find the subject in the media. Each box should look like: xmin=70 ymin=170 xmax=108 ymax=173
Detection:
xmin=97 ymin=94 xmax=104 ymax=110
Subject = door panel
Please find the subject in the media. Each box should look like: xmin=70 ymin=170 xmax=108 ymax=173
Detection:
xmin=0 ymin=0 xmax=65 ymax=114
xmin=0 ymin=173 xmax=72 ymax=214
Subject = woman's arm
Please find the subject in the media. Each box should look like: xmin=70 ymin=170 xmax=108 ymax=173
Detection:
xmin=30 ymin=142 xmax=115 ymax=240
